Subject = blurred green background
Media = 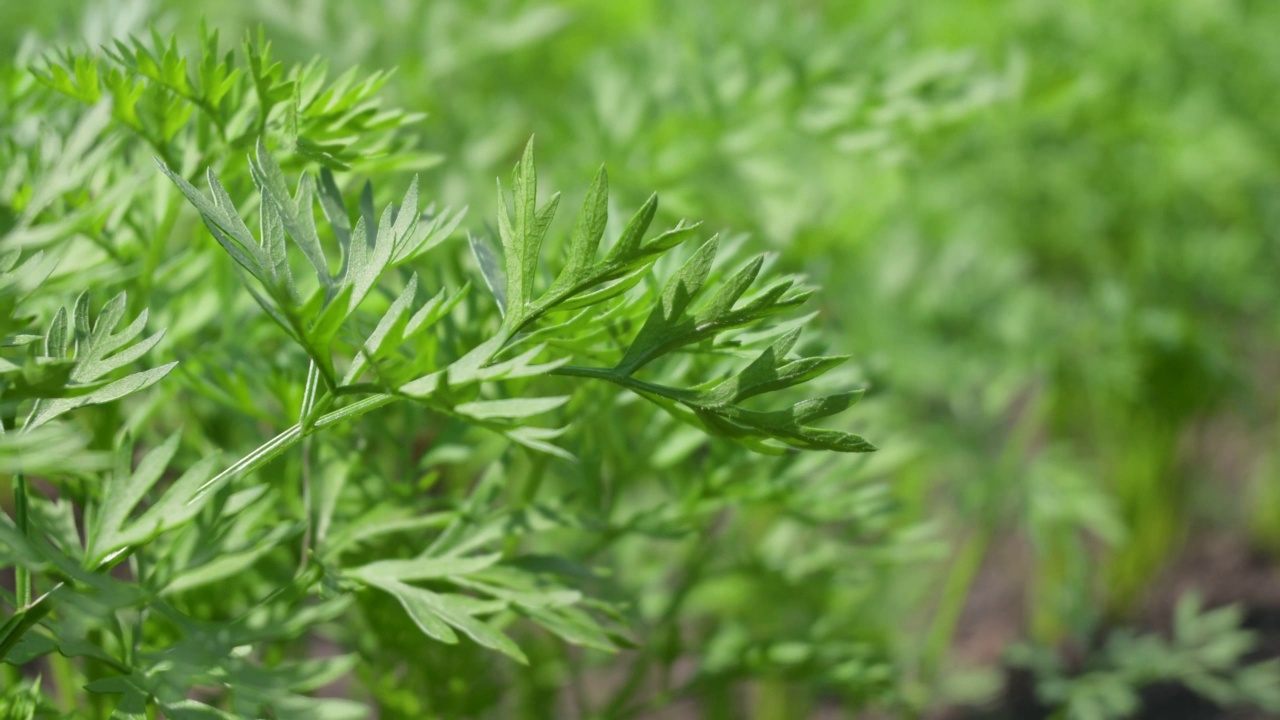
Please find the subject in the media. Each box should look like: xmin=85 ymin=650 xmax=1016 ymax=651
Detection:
xmin=4 ymin=0 xmax=1279 ymax=717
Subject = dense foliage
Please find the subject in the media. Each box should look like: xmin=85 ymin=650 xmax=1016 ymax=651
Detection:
xmin=2 ymin=1 xmax=1279 ymax=718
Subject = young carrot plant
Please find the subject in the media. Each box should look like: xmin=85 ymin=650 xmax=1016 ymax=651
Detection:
xmin=1 ymin=25 xmax=882 ymax=718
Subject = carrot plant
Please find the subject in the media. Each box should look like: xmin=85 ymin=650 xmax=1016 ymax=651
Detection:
xmin=0 ymin=23 xmax=899 ymax=718
xmin=6 ymin=1 xmax=1280 ymax=718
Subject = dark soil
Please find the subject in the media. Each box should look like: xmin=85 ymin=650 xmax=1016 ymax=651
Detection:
xmin=957 ymin=667 xmax=1272 ymax=720
xmin=945 ymin=532 xmax=1280 ymax=720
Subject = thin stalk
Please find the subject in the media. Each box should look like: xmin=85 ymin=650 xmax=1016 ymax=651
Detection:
xmin=48 ymin=651 xmax=77 ymax=714
xmin=184 ymin=391 xmax=397 ymax=505
xmin=298 ymin=361 xmax=321 ymax=573
xmin=0 ymin=390 xmax=401 ymax=660
xmin=298 ymin=435 xmax=314 ymax=574
xmin=553 ymin=365 xmax=697 ymax=402
xmin=187 ymin=423 xmax=303 ymax=504
xmin=920 ymin=529 xmax=991 ymax=681
xmin=14 ymin=472 xmax=30 ymax=608
xmin=567 ymin=647 xmax=591 ymax=719
xmin=0 ymin=587 xmax=55 ymax=660
xmin=519 ymin=453 xmax=549 ymax=506
xmin=919 ymin=392 xmax=1042 ymax=681
xmin=605 ymin=535 xmax=712 ymax=720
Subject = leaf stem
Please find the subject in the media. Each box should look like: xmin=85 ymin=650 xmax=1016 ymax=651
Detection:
xmin=552 ymin=364 xmax=698 ymax=401
xmin=14 ymin=472 xmax=30 ymax=608
xmin=187 ymin=392 xmax=399 ymax=505
xmin=0 ymin=391 xmax=404 ymax=660
xmin=298 ymin=361 xmax=320 ymax=573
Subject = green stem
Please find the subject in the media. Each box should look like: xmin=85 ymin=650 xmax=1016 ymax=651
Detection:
xmin=14 ymin=472 xmax=30 ymax=608
xmin=186 ymin=391 xmax=397 ymax=506
xmin=920 ymin=529 xmax=991 ymax=682
xmin=519 ymin=454 xmax=549 ymax=506
xmin=49 ymin=650 xmax=77 ymax=714
xmin=298 ymin=362 xmax=320 ymax=573
xmin=606 ymin=535 xmax=712 ymax=719
xmin=553 ymin=364 xmax=696 ymax=401
xmin=0 ymin=587 xmax=55 ymax=660
xmin=0 ymin=391 xmax=401 ymax=661
xmin=139 ymin=191 xmax=183 ymax=302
